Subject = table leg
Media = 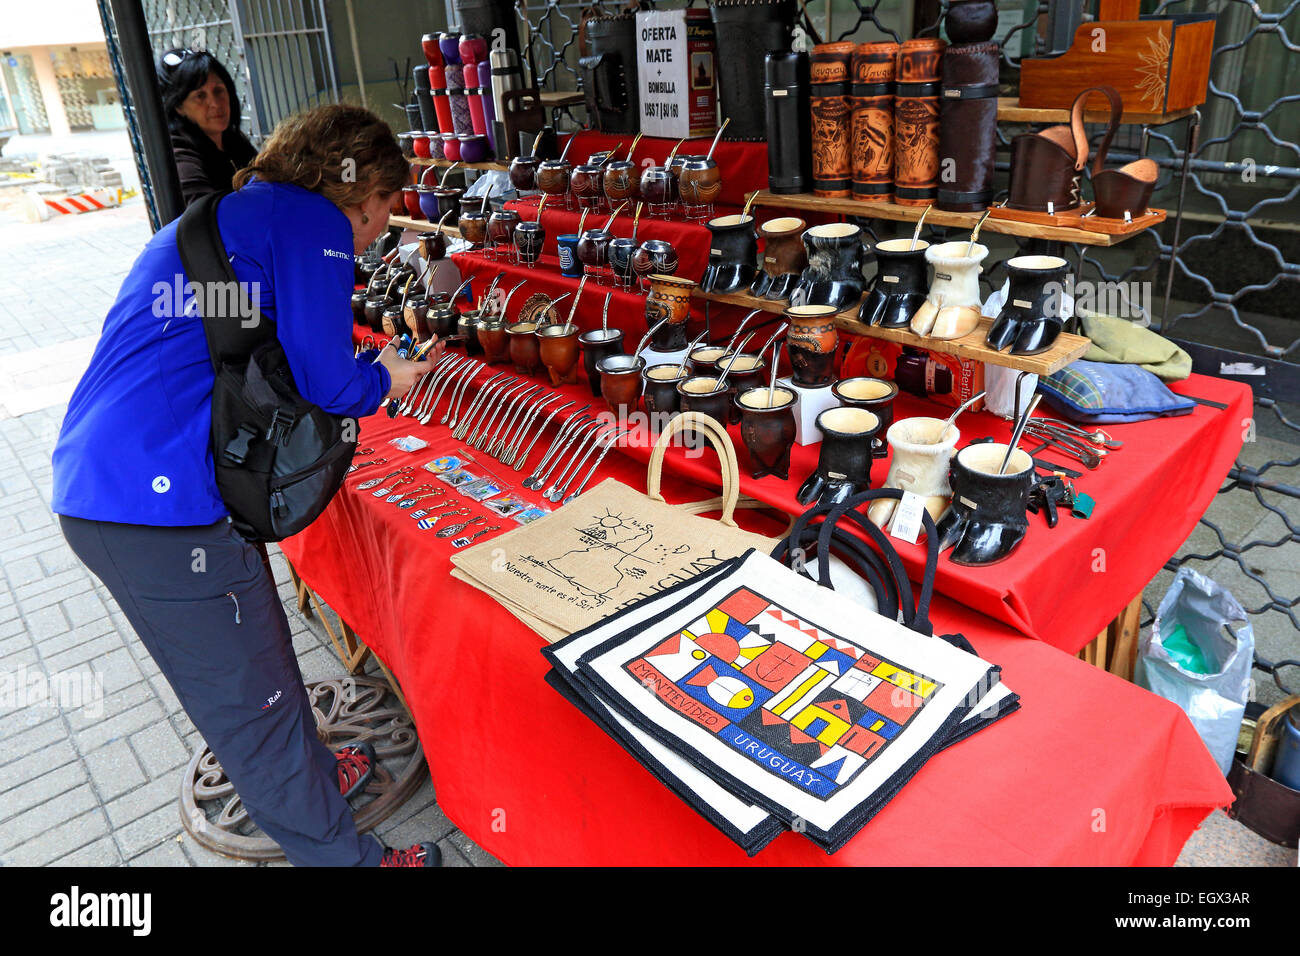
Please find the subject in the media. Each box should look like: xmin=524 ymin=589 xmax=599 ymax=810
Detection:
xmin=286 ymin=560 xmax=313 ymax=617
xmin=287 ymin=562 xmax=372 ymax=675
xmin=1077 ymin=592 xmax=1143 ymax=680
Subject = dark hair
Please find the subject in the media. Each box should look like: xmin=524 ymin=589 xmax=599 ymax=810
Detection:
xmin=233 ymin=104 xmax=408 ymax=209
xmin=157 ymin=49 xmax=242 ymax=134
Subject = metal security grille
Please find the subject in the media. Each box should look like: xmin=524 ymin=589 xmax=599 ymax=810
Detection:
xmin=231 ymin=0 xmax=339 ymax=136
xmin=141 ymin=0 xmax=339 ymax=141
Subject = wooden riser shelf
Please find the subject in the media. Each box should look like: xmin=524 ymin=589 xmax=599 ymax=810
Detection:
xmin=748 ymin=190 xmax=1148 ymax=247
xmin=996 ymin=96 xmax=1195 ymax=127
xmin=411 ymin=157 xmax=510 ymax=172
xmin=389 ymin=215 xmax=463 ymax=239
xmin=694 ymin=287 xmax=1089 ymax=376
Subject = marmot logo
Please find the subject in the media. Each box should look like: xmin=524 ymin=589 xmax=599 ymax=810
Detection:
xmin=322 ymin=248 xmax=350 ymax=259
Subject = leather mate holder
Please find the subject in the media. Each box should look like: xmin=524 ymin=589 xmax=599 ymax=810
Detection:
xmin=710 ymin=0 xmax=797 ymax=141
xmin=810 ymin=42 xmax=855 ymax=197
xmin=936 ymin=42 xmax=1000 ymax=212
xmin=1094 ymin=157 xmax=1158 ymax=220
xmin=765 ymin=51 xmax=812 ymax=194
xmin=851 ymin=41 xmax=898 ymax=203
xmin=1006 ymin=85 xmax=1122 ymax=213
xmin=893 ymin=37 xmax=945 ymax=206
xmin=581 ymin=14 xmax=640 ymax=135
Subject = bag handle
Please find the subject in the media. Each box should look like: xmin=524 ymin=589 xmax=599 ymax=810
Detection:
xmin=646 ymin=412 xmax=742 ymax=527
xmin=1066 ymin=85 xmax=1123 ymax=175
xmin=175 ymin=190 xmax=274 ymax=372
xmin=769 ymin=489 xmax=940 ymax=636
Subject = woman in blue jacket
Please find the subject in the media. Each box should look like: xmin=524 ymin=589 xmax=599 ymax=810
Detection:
xmin=53 ymin=105 xmax=441 ymax=867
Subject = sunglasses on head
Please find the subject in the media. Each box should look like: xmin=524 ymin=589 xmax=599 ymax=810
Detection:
xmin=162 ymin=49 xmax=197 ymax=68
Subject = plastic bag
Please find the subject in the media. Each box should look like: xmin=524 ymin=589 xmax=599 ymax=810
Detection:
xmin=1136 ymin=567 xmax=1254 ymax=774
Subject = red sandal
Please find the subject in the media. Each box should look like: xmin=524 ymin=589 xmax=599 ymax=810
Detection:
xmin=335 ymin=741 xmax=375 ymax=800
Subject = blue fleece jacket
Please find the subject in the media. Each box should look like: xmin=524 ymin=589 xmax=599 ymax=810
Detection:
xmin=53 ymin=180 xmax=390 ymax=526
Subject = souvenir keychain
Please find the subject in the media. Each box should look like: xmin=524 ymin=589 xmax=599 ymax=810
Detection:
xmin=435 ymin=515 xmax=484 ymax=538
xmin=395 ymin=486 xmax=446 ymax=509
xmin=357 ymin=466 xmax=412 ymax=490
xmin=415 ymin=506 xmax=471 ymax=530
xmin=451 ymin=525 xmax=501 ymax=548
xmin=384 ymin=477 xmax=425 ymax=502
xmin=373 ymin=474 xmax=415 ymax=497
xmin=348 ymin=452 xmax=385 ymax=475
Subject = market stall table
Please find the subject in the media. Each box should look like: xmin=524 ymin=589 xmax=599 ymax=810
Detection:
xmin=335 ymin=353 xmax=1250 ymax=654
xmin=280 ymin=401 xmax=1234 ymax=865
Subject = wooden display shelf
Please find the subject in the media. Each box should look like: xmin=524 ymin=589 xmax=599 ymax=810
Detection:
xmin=996 ymin=96 xmax=1196 ymax=127
xmin=747 ymin=190 xmax=1143 ymax=246
xmin=389 ymin=214 xmax=463 ymax=239
xmin=411 ymin=157 xmax=510 ymax=172
xmin=693 ymin=287 xmax=1090 ymax=376
xmin=539 ymin=90 xmax=585 ymax=109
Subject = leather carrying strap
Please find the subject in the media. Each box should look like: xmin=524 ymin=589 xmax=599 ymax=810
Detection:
xmin=175 ymin=191 xmax=273 ymax=372
xmin=1065 ymin=85 xmax=1123 ymax=174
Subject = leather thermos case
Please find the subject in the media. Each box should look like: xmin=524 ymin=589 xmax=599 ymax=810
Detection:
xmin=710 ymin=0 xmax=796 ymax=141
xmin=765 ymin=52 xmax=812 ymax=194
xmin=937 ymin=42 xmax=1000 ymax=211
xmin=810 ymin=42 xmax=855 ymax=197
xmin=580 ymin=14 xmax=639 ymax=135
xmin=893 ymin=38 xmax=945 ymax=206
xmin=850 ymin=41 xmax=898 ymax=203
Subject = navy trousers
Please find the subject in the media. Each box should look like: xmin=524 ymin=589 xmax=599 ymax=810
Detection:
xmin=60 ymin=514 xmax=384 ymax=867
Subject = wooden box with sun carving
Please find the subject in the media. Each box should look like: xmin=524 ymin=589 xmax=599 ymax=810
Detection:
xmin=1018 ymin=0 xmax=1215 ymax=117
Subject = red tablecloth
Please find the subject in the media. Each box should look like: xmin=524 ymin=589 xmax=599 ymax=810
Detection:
xmin=281 ymin=407 xmax=1232 ymax=865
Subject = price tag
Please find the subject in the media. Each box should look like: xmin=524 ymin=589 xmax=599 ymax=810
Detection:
xmin=888 ymin=491 xmax=926 ymax=545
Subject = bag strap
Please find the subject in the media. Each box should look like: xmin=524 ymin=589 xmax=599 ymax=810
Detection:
xmin=769 ymin=489 xmax=940 ymax=636
xmin=175 ymin=190 xmax=273 ymax=371
xmin=646 ymin=412 xmax=743 ymax=527
xmin=1066 ymin=85 xmax=1123 ymax=176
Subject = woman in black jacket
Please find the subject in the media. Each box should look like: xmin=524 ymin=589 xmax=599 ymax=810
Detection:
xmin=158 ymin=49 xmax=259 ymax=205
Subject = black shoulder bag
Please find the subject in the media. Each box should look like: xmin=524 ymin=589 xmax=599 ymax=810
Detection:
xmin=176 ymin=191 xmax=358 ymax=542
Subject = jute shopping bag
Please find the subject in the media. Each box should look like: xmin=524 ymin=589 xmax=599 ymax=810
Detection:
xmin=451 ymin=413 xmax=775 ymax=641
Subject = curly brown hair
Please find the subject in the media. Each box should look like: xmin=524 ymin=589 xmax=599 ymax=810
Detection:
xmin=233 ymin=103 xmax=408 ymax=207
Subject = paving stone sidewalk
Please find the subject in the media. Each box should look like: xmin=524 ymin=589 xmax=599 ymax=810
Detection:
xmin=0 ymin=197 xmax=1293 ymax=868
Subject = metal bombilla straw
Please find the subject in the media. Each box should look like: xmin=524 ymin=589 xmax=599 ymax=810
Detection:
xmin=706 ymin=118 xmax=731 ymax=161
xmin=767 ymin=341 xmax=784 ymax=406
xmin=601 ymin=291 xmax=612 ymax=333
xmin=1001 ymin=393 xmax=1042 ymax=474
xmin=723 ymin=308 xmax=764 ymax=352
xmin=966 ymin=208 xmax=992 ymax=257
xmin=498 ymin=279 xmax=528 ymax=320
xmin=678 ymin=330 xmax=711 ymax=378
xmin=635 ymin=317 xmax=671 ymax=359
xmin=563 ymin=274 xmax=589 ymax=330
xmin=909 ymin=204 xmax=931 ymax=250
xmin=714 ymin=331 xmax=757 ymax=392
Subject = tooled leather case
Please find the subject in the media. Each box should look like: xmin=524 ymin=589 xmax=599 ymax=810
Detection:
xmin=893 ymin=38 xmax=945 ymax=205
xmin=936 ymin=42 xmax=1000 ymax=211
xmin=810 ymin=42 xmax=855 ymax=197
xmin=851 ymin=41 xmax=899 ymax=202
